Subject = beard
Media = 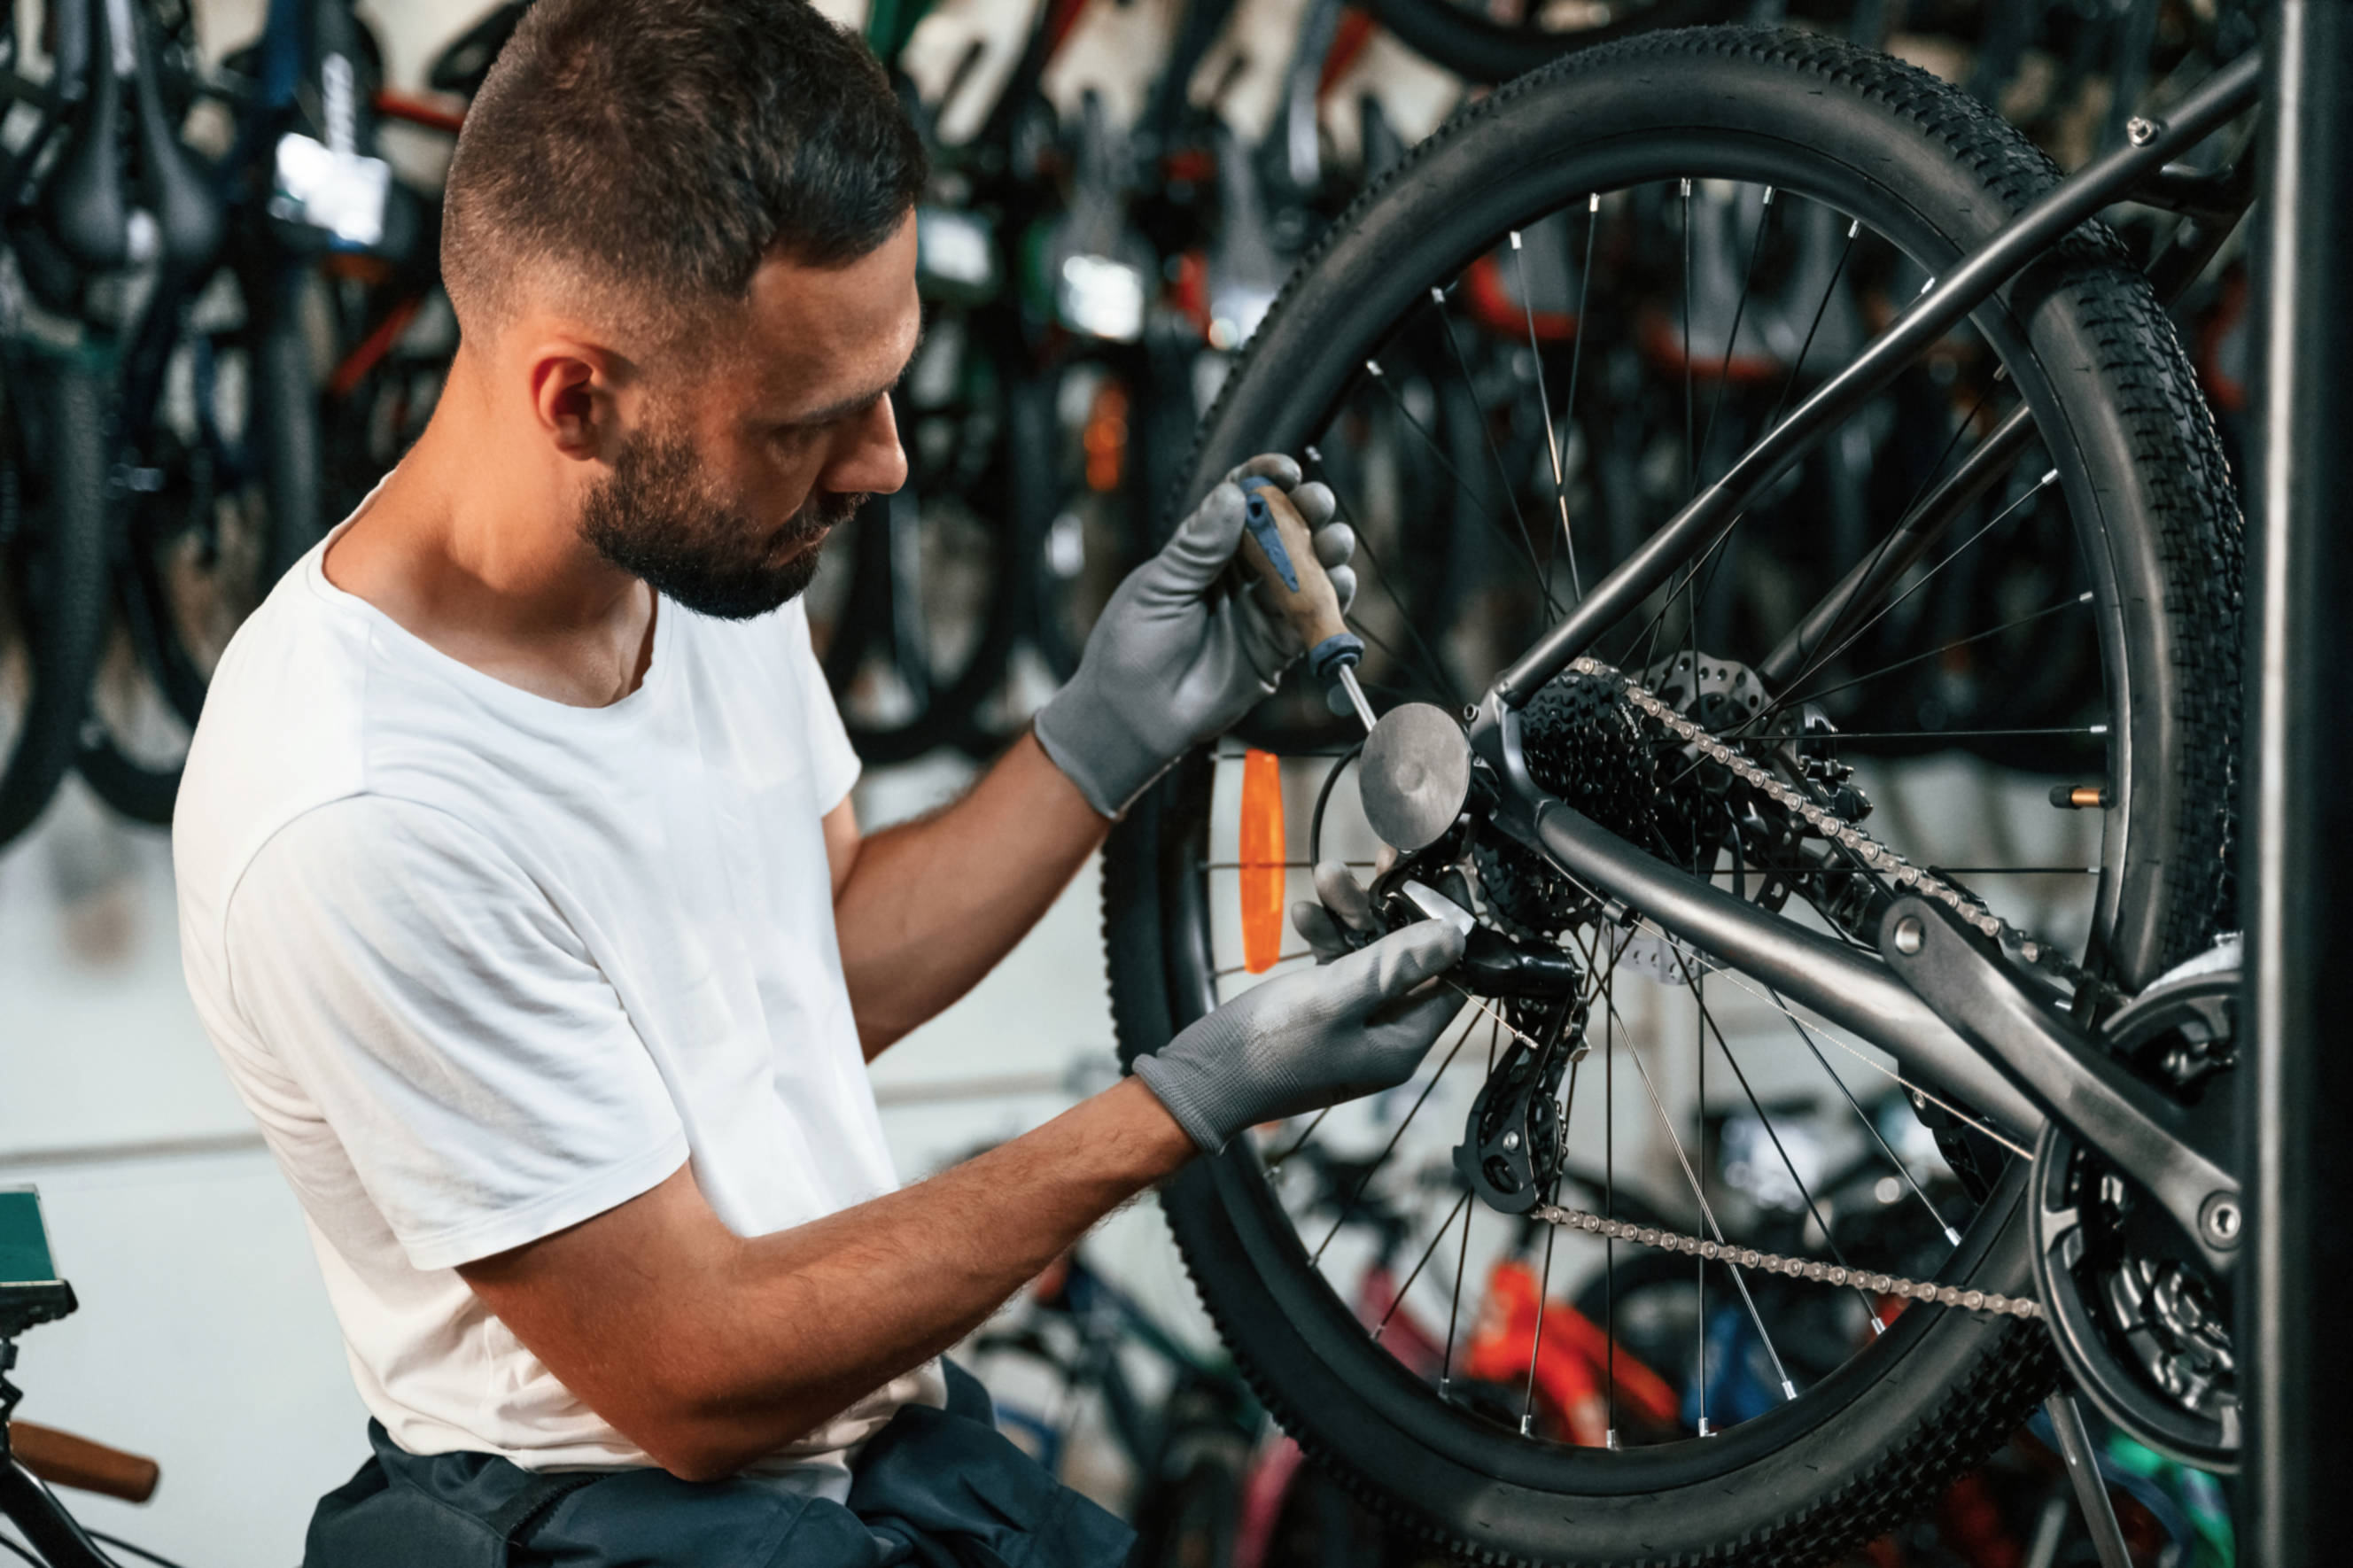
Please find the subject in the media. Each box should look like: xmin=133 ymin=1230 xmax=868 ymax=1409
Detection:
xmin=579 ymin=424 xmax=863 ymax=620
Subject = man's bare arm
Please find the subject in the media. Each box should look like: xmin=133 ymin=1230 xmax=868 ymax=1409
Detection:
xmin=825 ymin=730 xmax=1108 ymax=1056
xmin=457 ymin=1075 xmax=1191 ymax=1482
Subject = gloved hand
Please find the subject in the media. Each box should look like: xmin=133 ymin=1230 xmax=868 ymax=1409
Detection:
xmin=1131 ymin=917 xmax=1465 ymax=1154
xmin=1034 ymin=455 xmax=1355 ymax=818
xmin=1291 ymin=858 xmax=1386 ymax=962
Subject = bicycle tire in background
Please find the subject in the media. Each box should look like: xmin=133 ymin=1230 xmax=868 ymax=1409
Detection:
xmin=1104 ymin=28 xmax=2238 ymax=1565
xmin=77 ymin=265 xmax=324 ymax=826
xmin=0 ymin=358 xmax=110 ymax=848
xmin=1363 ymin=0 xmax=1736 ymax=83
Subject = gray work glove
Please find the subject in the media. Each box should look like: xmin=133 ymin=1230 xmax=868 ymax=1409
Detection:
xmin=1132 ymin=917 xmax=1465 ymax=1154
xmin=1034 ymin=455 xmax=1355 ymax=818
xmin=1292 ymin=858 xmax=1388 ymax=961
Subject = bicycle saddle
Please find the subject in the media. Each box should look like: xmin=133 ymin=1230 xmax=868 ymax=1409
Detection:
xmin=40 ymin=0 xmax=222 ymax=275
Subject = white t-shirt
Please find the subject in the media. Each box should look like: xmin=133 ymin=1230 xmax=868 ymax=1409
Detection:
xmin=173 ymin=509 xmax=944 ymax=1492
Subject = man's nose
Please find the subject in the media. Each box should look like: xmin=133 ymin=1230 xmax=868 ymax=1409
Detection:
xmin=825 ymin=395 xmax=908 ymax=497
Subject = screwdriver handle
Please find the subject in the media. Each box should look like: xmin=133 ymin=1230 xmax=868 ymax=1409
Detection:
xmin=1236 ymin=477 xmax=1361 ymax=680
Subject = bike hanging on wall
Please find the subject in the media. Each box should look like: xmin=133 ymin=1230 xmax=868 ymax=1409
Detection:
xmin=1106 ymin=25 xmax=2255 ymax=1566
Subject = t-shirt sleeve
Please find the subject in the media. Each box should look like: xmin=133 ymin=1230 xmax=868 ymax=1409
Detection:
xmin=786 ymin=601 xmax=860 ymax=811
xmin=224 ymin=796 xmax=688 ymax=1272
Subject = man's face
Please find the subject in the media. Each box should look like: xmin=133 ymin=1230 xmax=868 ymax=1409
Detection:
xmin=579 ymin=214 xmax=920 ymax=620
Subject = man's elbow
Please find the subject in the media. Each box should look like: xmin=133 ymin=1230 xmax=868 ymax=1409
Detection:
xmin=624 ymin=1367 xmax=832 ymax=1485
xmin=641 ymin=1432 xmax=748 ymax=1486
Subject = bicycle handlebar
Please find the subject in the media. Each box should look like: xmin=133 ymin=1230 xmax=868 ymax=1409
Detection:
xmin=7 ymin=1422 xmax=159 ymax=1503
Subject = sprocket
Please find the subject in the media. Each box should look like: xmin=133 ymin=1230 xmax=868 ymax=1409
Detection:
xmin=1471 ymin=655 xmax=1759 ymax=940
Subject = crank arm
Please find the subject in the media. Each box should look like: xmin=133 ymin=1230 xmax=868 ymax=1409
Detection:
xmin=1467 ymin=695 xmax=2045 ymax=1140
xmin=1877 ymin=897 xmax=2240 ymax=1275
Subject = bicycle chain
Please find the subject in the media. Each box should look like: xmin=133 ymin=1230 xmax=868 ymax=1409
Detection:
xmin=1529 ymin=1201 xmax=2044 ymax=1318
xmin=1569 ymin=656 xmax=2110 ymax=1001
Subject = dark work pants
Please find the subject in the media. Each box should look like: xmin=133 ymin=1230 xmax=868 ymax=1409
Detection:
xmin=302 ymin=1363 xmax=1134 ymax=1568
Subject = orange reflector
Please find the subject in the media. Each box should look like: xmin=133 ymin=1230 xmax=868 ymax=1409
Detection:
xmin=1239 ymin=749 xmax=1286 ymax=974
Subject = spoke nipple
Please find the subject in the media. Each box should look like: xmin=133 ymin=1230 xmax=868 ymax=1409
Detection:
xmin=2077 ymin=589 xmax=2094 ymax=602
xmin=1680 ymin=177 xmax=1692 ymax=197
xmin=1431 ymin=286 xmax=1446 ymax=305
xmin=1589 ymin=193 xmax=1600 ymax=213
xmin=1781 ymin=1379 xmax=1798 ymax=1402
xmin=1761 ymin=186 xmax=1775 ymax=205
xmin=1510 ymin=230 xmax=1523 ymax=249
xmin=2044 ymin=469 xmax=2062 ymax=486
xmin=1944 ymin=1226 xmax=1963 ymax=1247
xmin=1605 ymin=1427 xmax=1621 ymax=1450
xmin=1518 ymin=1414 xmax=1536 ymax=1437
xmin=1697 ymin=1417 xmax=1713 ymax=1437
xmin=1847 ymin=219 xmax=1861 ymax=238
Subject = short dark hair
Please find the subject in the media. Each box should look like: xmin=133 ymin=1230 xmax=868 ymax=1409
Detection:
xmin=440 ymin=0 xmax=927 ymax=345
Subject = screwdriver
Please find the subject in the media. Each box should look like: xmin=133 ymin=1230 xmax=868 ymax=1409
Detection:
xmin=1235 ymin=476 xmax=1376 ymax=734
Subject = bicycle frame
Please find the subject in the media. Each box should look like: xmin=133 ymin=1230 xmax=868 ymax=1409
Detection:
xmin=1461 ymin=47 xmax=2264 ymax=1260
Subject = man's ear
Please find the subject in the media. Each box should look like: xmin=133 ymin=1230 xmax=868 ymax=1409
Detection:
xmin=524 ymin=339 xmax=627 ymax=462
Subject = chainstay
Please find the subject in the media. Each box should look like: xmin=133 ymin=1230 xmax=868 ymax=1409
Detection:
xmin=1569 ymin=655 xmax=2109 ymax=1001
xmin=1531 ymin=1201 xmax=2043 ymax=1319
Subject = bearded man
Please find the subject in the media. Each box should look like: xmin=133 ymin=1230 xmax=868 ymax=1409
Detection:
xmin=173 ymin=3 xmax=1461 ymax=1563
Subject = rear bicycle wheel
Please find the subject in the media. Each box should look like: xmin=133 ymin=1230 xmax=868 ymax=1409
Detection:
xmin=1104 ymin=28 xmax=2237 ymax=1565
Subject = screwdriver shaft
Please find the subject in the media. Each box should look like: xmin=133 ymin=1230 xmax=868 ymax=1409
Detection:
xmin=1338 ymin=664 xmax=1377 ymax=735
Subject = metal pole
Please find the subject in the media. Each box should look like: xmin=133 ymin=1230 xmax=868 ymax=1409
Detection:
xmin=2244 ymin=1 xmax=2353 ymax=1561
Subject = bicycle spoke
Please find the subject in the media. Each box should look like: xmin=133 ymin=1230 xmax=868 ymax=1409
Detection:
xmin=1762 ymin=215 xmax=1862 ymax=430
xmin=1760 ymin=398 xmax=2035 ymax=693
xmin=1760 ymin=465 xmax=2061 ymax=721
xmin=1313 ymin=1009 xmax=1484 ymax=1262
xmin=1306 ymin=443 xmax=1463 ymax=698
xmin=1426 ymin=291 xmax=1564 ymax=618
xmin=1796 ymin=589 xmax=2093 ymax=708
xmin=1668 ymin=943 xmax=1888 ymax=1331
xmin=1772 ymin=989 xmax=1961 ymax=1248
xmin=1694 ymin=186 xmax=1775 ymax=483
xmin=1519 ymin=1051 xmax=1586 ymax=1433
xmin=1511 ymin=217 xmax=1587 ymax=602
xmin=1559 ymin=195 xmax=1604 ymax=599
xmin=1265 ymin=1107 xmax=1334 ymax=1168
xmin=1362 ymin=361 xmax=1560 ymax=604
xmin=1602 ymin=979 xmax=1801 ymax=1409
xmin=1694 ymin=967 xmax=1708 ymax=1432
xmin=1681 ymin=178 xmax=1697 ymax=500
xmin=1374 ymin=1190 xmax=1472 ymax=1342
xmin=1650 ymin=935 xmax=2033 ymax=1160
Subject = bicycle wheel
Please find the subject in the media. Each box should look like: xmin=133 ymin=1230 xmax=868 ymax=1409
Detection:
xmin=78 ymin=259 xmax=322 ymax=824
xmin=1103 ymin=27 xmax=2238 ymax=1565
xmin=819 ymin=312 xmax=1026 ymax=766
xmin=0 ymin=355 xmax=110 ymax=848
